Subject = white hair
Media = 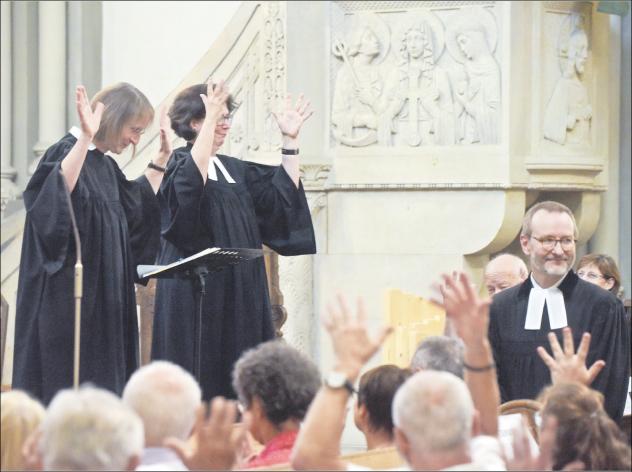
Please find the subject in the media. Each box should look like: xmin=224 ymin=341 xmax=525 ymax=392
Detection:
xmin=122 ymin=360 xmax=201 ymax=446
xmin=39 ymin=386 xmax=143 ymax=471
xmin=392 ymin=371 xmax=473 ymax=453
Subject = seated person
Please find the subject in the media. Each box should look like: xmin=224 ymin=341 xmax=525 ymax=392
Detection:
xmin=354 ymin=365 xmax=412 ymax=450
xmin=1 ymin=390 xmax=45 ymax=471
xmin=122 ymin=361 xmax=202 ymax=470
xmin=410 ymin=335 xmax=464 ymax=378
xmin=232 ymin=340 xmax=321 ymax=469
xmin=37 ymin=386 xmax=144 ymax=471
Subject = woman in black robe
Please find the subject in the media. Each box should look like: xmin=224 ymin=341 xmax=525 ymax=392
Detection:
xmin=151 ymin=81 xmax=316 ymax=400
xmin=12 ymin=84 xmax=172 ymax=404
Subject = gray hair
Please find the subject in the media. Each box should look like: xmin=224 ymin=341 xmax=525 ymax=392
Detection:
xmin=521 ymin=201 xmax=578 ymax=239
xmin=122 ymin=361 xmax=201 ymax=446
xmin=410 ymin=336 xmax=465 ymax=379
xmin=232 ymin=340 xmax=321 ymax=426
xmin=392 ymin=371 xmax=473 ymax=454
xmin=39 ymin=386 xmax=144 ymax=471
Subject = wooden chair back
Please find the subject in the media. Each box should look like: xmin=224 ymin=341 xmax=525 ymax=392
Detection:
xmin=383 ymin=288 xmax=446 ymax=367
xmin=499 ymin=399 xmax=542 ymax=444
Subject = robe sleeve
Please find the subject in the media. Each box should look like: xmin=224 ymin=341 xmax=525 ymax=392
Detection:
xmin=245 ymin=161 xmax=316 ymax=256
xmin=586 ymin=298 xmax=630 ymax=420
xmin=543 ymin=79 xmax=569 ymax=144
xmin=159 ymin=149 xmax=206 ymax=253
xmin=22 ymin=137 xmax=76 ymax=274
xmin=111 ymin=158 xmax=161 ymax=283
xmin=488 ymin=301 xmax=509 ymax=403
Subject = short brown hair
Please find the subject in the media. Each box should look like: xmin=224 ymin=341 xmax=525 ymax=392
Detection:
xmin=577 ymin=254 xmax=622 ymax=296
xmin=358 ymin=365 xmax=412 ymax=437
xmin=521 ymin=201 xmax=578 ymax=239
xmin=538 ymin=383 xmax=631 ymax=471
xmin=91 ymin=83 xmax=154 ymax=154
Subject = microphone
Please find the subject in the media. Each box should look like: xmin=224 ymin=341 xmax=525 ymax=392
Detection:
xmin=60 ymin=168 xmax=83 ymax=389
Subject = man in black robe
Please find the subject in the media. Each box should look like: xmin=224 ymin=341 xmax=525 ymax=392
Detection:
xmin=489 ymin=201 xmax=629 ymax=420
xmin=151 ymin=83 xmax=316 ymax=400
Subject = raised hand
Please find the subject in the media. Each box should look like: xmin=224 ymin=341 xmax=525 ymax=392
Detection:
xmin=200 ymin=79 xmax=230 ymax=124
xmin=537 ymin=326 xmax=605 ymax=386
xmin=165 ymin=397 xmax=248 ymax=471
xmin=434 ymin=271 xmax=491 ymax=346
xmin=272 ymin=93 xmax=314 ymax=139
xmin=76 ymin=85 xmax=104 ymax=140
xmin=156 ymin=105 xmax=173 ymax=165
xmin=323 ymin=294 xmax=392 ymax=377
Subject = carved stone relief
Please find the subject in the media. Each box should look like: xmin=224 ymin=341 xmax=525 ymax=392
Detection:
xmin=262 ymin=1 xmax=285 ymax=152
xmin=330 ymin=5 xmax=501 ymax=148
xmin=543 ymin=13 xmax=592 ymax=146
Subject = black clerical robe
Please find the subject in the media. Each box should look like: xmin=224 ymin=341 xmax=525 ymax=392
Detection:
xmin=489 ymin=271 xmax=630 ymax=420
xmin=12 ymin=134 xmax=160 ymax=404
xmin=151 ymin=145 xmax=316 ymax=400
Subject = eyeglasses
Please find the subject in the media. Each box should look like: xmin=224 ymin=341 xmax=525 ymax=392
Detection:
xmin=577 ymin=270 xmax=607 ymax=281
xmin=218 ymin=113 xmax=234 ymax=125
xmin=530 ymin=236 xmax=576 ymax=251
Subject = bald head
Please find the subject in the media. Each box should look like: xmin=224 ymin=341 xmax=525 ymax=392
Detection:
xmin=484 ymin=254 xmax=528 ymax=297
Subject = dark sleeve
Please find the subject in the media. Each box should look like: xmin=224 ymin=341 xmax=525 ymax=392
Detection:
xmin=245 ymin=162 xmax=316 ymax=256
xmin=22 ymin=138 xmax=76 ymax=274
xmin=488 ymin=301 xmax=508 ymax=403
xmin=159 ymin=150 xmax=207 ymax=253
xmin=112 ymin=160 xmax=161 ymax=284
xmin=586 ymin=298 xmax=631 ymax=420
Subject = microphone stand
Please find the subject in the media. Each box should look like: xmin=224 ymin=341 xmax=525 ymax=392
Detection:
xmin=61 ymin=169 xmax=83 ymax=389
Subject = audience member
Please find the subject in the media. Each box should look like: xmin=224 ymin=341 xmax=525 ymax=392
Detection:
xmin=232 ymin=340 xmax=321 ymax=468
xmin=38 ymin=386 xmax=144 ymax=471
xmin=410 ymin=335 xmax=464 ymax=378
xmin=488 ymin=201 xmax=630 ymax=420
xmin=1 ymin=390 xmax=45 ymax=471
xmin=484 ymin=253 xmax=528 ymax=297
xmin=355 ymin=365 xmax=413 ymax=450
xmin=576 ymin=253 xmax=623 ymax=298
xmin=122 ymin=361 xmax=201 ymax=470
xmin=537 ymin=382 xmax=631 ymax=470
xmin=293 ymin=273 xmax=504 ymax=470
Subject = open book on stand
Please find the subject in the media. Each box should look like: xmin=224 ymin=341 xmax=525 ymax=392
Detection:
xmin=137 ymin=247 xmax=264 ymax=280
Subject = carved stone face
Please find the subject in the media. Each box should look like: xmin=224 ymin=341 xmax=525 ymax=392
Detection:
xmin=359 ymin=28 xmax=380 ymax=57
xmin=456 ymin=33 xmax=472 ymax=59
xmin=405 ymin=29 xmax=426 ymax=59
xmin=568 ymin=32 xmax=588 ymax=74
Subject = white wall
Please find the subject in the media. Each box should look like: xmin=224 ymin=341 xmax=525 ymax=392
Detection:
xmin=102 ymin=1 xmax=241 ymax=105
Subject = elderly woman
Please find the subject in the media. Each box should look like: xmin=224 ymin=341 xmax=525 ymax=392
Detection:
xmin=232 ymin=340 xmax=321 ymax=469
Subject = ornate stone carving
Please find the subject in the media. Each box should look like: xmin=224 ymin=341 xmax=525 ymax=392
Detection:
xmin=300 ymin=164 xmax=331 ymax=190
xmin=335 ymin=1 xmax=496 ymax=12
xmin=262 ymin=1 xmax=285 ymax=152
xmin=331 ymin=12 xmax=390 ymax=146
xmin=543 ymin=13 xmax=592 ymax=146
xmin=445 ymin=6 xmax=501 ymax=144
xmin=383 ymin=12 xmax=455 ymax=146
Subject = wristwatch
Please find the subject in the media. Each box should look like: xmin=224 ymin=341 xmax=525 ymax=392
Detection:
xmin=325 ymin=371 xmax=356 ymax=395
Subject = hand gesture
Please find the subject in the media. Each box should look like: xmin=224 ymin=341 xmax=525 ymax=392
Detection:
xmin=537 ymin=326 xmax=605 ymax=386
xmin=433 ymin=272 xmax=491 ymax=347
xmin=506 ymin=417 xmax=552 ymax=471
xmin=165 ymin=397 xmax=249 ymax=471
xmin=76 ymin=85 xmax=104 ymax=140
xmin=272 ymin=93 xmax=314 ymax=139
xmin=200 ymin=79 xmax=230 ymax=124
xmin=323 ymin=294 xmax=392 ymax=377
xmin=156 ymin=105 xmax=174 ymax=165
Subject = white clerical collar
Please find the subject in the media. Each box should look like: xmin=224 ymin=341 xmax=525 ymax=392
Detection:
xmin=207 ymin=155 xmax=235 ymax=183
xmin=525 ymin=273 xmax=568 ymax=330
xmin=69 ymin=127 xmax=96 ymax=151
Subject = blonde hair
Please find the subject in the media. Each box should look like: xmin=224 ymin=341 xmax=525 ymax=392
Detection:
xmin=1 ymin=390 xmax=46 ymax=471
xmin=91 ymin=82 xmax=154 ymax=156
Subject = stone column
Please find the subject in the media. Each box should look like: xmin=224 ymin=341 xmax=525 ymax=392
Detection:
xmin=32 ymin=1 xmax=67 ymax=166
xmin=1 ymin=1 xmax=17 ymax=215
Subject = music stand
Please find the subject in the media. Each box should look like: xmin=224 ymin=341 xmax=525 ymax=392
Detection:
xmin=137 ymin=247 xmax=263 ymax=382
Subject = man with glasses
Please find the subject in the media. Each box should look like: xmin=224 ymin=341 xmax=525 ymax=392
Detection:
xmin=488 ymin=201 xmax=629 ymax=420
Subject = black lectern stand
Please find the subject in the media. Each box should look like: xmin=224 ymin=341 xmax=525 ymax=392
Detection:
xmin=137 ymin=247 xmax=263 ymax=382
